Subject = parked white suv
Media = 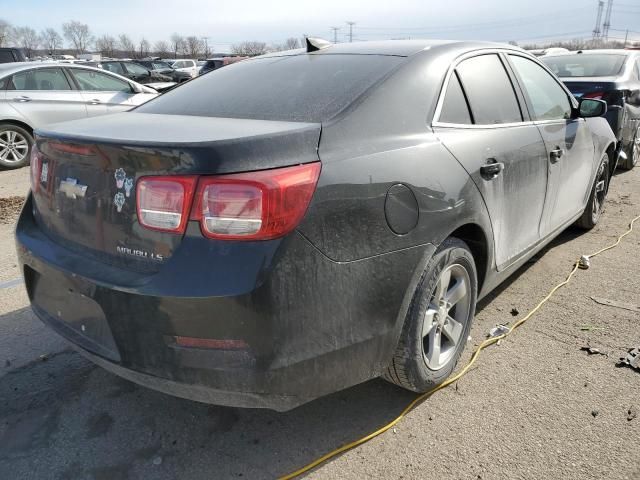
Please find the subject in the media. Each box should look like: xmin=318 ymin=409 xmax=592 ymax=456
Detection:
xmin=165 ymin=59 xmax=198 ymax=78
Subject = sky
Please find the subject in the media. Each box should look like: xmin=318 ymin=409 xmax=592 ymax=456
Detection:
xmin=4 ymin=0 xmax=640 ymax=52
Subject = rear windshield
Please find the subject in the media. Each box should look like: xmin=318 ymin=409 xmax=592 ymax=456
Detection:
xmin=542 ymin=54 xmax=627 ymax=77
xmin=136 ymin=54 xmax=404 ymax=122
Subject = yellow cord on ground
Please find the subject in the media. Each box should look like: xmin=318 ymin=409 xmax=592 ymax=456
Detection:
xmin=280 ymin=213 xmax=640 ymax=480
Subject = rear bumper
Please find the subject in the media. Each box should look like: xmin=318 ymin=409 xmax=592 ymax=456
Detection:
xmin=16 ymin=195 xmax=433 ymax=410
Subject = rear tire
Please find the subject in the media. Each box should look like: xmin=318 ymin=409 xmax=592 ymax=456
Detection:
xmin=0 ymin=123 xmax=33 ymax=169
xmin=384 ymin=237 xmax=477 ymax=392
xmin=576 ymin=152 xmax=609 ymax=230
xmin=619 ymin=126 xmax=639 ymax=171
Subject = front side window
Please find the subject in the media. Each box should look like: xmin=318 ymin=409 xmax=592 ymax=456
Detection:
xmin=70 ymin=69 xmax=131 ymax=92
xmin=509 ymin=55 xmax=572 ymax=121
xmin=438 ymin=72 xmax=472 ymax=124
xmin=102 ymin=62 xmax=125 ymax=75
xmin=11 ymin=68 xmax=71 ymax=90
xmin=455 ymin=54 xmax=522 ymax=125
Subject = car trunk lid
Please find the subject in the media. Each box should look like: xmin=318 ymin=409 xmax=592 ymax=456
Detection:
xmin=32 ymin=112 xmax=321 ymax=273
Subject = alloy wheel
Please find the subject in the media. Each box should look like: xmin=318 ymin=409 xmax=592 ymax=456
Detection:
xmin=422 ymin=263 xmax=471 ymax=371
xmin=0 ymin=130 xmax=29 ymax=165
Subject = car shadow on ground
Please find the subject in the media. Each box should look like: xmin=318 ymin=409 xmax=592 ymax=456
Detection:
xmin=0 ymin=226 xmax=590 ymax=480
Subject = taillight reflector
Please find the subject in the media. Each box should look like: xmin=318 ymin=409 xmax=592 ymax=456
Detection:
xmin=191 ymin=162 xmax=321 ymax=240
xmin=30 ymin=144 xmax=41 ymax=192
xmin=136 ymin=176 xmax=197 ymax=233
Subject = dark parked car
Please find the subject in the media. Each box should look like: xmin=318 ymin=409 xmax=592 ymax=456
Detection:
xmin=18 ymin=40 xmax=615 ymax=411
xmin=135 ymin=60 xmax=191 ymax=83
xmin=543 ymin=49 xmax=640 ymax=170
xmin=199 ymin=56 xmax=247 ymax=75
xmin=0 ymin=48 xmax=26 ymax=63
xmin=92 ymin=60 xmax=176 ymax=92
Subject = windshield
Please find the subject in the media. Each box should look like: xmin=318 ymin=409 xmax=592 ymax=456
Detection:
xmin=153 ymin=62 xmax=172 ymax=69
xmin=542 ymin=54 xmax=628 ymax=77
xmin=136 ymin=54 xmax=404 ymax=122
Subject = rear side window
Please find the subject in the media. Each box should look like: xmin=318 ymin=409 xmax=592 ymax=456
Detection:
xmin=11 ymin=68 xmax=71 ymax=91
xmin=438 ymin=72 xmax=472 ymax=124
xmin=102 ymin=62 xmax=125 ymax=75
xmin=137 ymin=54 xmax=404 ymax=122
xmin=509 ymin=55 xmax=572 ymax=121
xmin=456 ymin=54 xmax=522 ymax=125
xmin=70 ymin=69 xmax=131 ymax=92
xmin=125 ymin=63 xmax=148 ymax=75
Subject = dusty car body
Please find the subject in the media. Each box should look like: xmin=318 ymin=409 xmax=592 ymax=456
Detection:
xmin=16 ymin=40 xmax=615 ymax=410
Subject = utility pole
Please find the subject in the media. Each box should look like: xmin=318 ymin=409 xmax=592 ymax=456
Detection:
xmin=330 ymin=26 xmax=339 ymax=43
xmin=624 ymin=29 xmax=629 ymax=47
xmin=346 ymin=21 xmax=355 ymax=43
xmin=593 ymin=0 xmax=604 ymax=40
xmin=201 ymin=36 xmax=210 ymax=57
xmin=602 ymin=0 xmax=613 ymax=41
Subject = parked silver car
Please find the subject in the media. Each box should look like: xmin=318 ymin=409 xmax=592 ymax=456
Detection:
xmin=0 ymin=62 xmax=159 ymax=168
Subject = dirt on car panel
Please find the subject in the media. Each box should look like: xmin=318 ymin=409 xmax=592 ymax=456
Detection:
xmin=0 ymin=196 xmax=24 ymax=224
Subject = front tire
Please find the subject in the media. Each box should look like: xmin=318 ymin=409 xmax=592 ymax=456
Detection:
xmin=384 ymin=237 xmax=477 ymax=392
xmin=576 ymin=152 xmax=609 ymax=230
xmin=0 ymin=123 xmax=33 ymax=169
xmin=619 ymin=126 xmax=639 ymax=171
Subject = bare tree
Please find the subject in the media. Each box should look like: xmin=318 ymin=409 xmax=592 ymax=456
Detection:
xmin=284 ymin=37 xmax=300 ymax=50
xmin=41 ymin=28 xmax=63 ymax=54
xmin=62 ymin=20 xmax=92 ymax=54
xmin=185 ymin=36 xmax=203 ymax=58
xmin=153 ymin=40 xmax=169 ymax=57
xmin=118 ymin=34 xmax=135 ymax=58
xmin=231 ymin=41 xmax=267 ymax=56
xmin=138 ymin=38 xmax=150 ymax=58
xmin=0 ymin=19 xmax=11 ymax=47
xmin=13 ymin=26 xmax=39 ymax=58
xmin=95 ymin=34 xmax=116 ymax=57
xmin=170 ymin=33 xmax=185 ymax=58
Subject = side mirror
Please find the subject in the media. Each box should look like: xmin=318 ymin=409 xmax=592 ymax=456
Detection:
xmin=130 ymin=82 xmax=142 ymax=93
xmin=578 ymin=98 xmax=607 ymax=118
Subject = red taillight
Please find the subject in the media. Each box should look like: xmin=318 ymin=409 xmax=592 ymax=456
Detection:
xmin=136 ymin=163 xmax=321 ymax=239
xmin=136 ymin=176 xmax=197 ymax=233
xmin=30 ymin=144 xmax=41 ymax=192
xmin=191 ymin=162 xmax=321 ymax=240
xmin=582 ymin=91 xmax=605 ymax=100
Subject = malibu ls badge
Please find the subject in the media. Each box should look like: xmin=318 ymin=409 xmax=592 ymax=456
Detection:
xmin=59 ymin=178 xmax=88 ymax=199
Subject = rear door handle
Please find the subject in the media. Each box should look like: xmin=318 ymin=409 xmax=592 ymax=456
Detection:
xmin=550 ymin=148 xmax=564 ymax=162
xmin=13 ymin=96 xmax=31 ymax=102
xmin=480 ymin=159 xmax=504 ymax=180
xmin=88 ymin=99 xmax=101 ymax=105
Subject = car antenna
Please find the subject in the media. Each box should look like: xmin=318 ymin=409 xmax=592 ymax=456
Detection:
xmin=306 ymin=37 xmax=332 ymax=52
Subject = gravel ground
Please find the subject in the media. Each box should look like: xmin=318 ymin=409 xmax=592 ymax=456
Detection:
xmin=0 ymin=165 xmax=639 ymax=480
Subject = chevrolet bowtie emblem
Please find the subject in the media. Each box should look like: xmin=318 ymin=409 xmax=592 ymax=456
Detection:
xmin=59 ymin=178 xmax=88 ymax=199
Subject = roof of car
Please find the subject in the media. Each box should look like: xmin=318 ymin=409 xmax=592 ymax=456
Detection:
xmin=261 ymin=39 xmax=522 ymax=58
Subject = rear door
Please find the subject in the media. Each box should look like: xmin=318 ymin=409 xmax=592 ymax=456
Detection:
xmin=67 ymin=67 xmax=140 ymax=115
xmin=507 ymin=54 xmax=594 ymax=234
xmin=7 ymin=67 xmax=87 ymax=127
xmin=433 ymin=52 xmax=550 ymax=270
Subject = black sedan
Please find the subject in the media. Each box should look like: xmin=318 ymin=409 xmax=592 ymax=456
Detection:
xmin=17 ymin=39 xmax=615 ymax=411
xmin=543 ymin=49 xmax=640 ymax=170
xmin=135 ymin=60 xmax=191 ymax=83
